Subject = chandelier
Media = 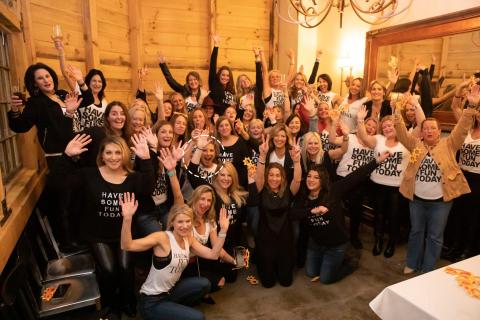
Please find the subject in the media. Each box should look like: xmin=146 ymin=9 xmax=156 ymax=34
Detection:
xmin=275 ymin=0 xmax=413 ymax=28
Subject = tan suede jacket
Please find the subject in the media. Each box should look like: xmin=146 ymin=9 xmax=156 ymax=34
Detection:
xmin=394 ymin=108 xmax=477 ymax=202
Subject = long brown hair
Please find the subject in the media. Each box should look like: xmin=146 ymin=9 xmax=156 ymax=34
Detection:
xmin=103 ymin=101 xmax=130 ymax=139
xmin=95 ymin=136 xmax=133 ymax=172
xmin=265 ymin=163 xmax=287 ymax=198
xmin=188 ymin=185 xmax=216 ymax=225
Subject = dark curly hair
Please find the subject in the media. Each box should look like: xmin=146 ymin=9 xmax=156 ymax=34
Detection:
xmin=85 ymin=69 xmax=107 ymax=100
xmin=24 ymin=63 xmax=59 ymax=96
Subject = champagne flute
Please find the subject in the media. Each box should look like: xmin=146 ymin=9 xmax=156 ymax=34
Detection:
xmin=52 ymin=24 xmax=63 ymax=40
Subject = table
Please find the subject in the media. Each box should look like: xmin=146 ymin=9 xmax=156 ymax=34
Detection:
xmin=370 ymin=255 xmax=480 ymax=320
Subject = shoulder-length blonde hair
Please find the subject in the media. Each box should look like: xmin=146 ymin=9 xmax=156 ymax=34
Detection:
xmin=301 ymin=132 xmax=324 ymax=169
xmin=128 ymin=104 xmax=152 ymax=128
xmin=236 ymin=74 xmax=253 ymax=98
xmin=213 ymin=162 xmax=248 ymax=207
xmin=269 ymin=123 xmax=293 ymax=150
xmin=265 ymin=163 xmax=287 ymax=198
xmin=96 ymin=136 xmax=133 ymax=172
xmin=167 ymin=204 xmax=193 ymax=230
xmin=188 ymin=185 xmax=216 ymax=225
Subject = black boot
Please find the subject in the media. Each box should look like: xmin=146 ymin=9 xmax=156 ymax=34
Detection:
xmin=372 ymin=238 xmax=383 ymax=256
xmin=384 ymin=240 xmax=395 ymax=258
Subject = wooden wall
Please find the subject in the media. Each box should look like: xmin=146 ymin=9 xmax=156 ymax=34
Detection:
xmin=21 ymin=0 xmax=274 ymax=105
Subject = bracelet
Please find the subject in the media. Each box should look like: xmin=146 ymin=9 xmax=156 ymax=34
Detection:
xmin=218 ymin=232 xmax=227 ymax=238
xmin=167 ymin=170 xmax=175 ymax=177
xmin=78 ymin=82 xmax=86 ymax=87
xmin=258 ymin=160 xmax=266 ymax=165
xmin=454 ymin=95 xmax=462 ymax=99
xmin=196 ymin=147 xmax=207 ymax=151
xmin=64 ymin=111 xmax=74 ymax=118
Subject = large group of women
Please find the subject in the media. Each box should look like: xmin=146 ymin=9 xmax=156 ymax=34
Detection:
xmin=7 ymin=34 xmax=480 ymax=320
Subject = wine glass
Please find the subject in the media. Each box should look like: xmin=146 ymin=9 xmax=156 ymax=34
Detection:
xmin=52 ymin=24 xmax=63 ymax=40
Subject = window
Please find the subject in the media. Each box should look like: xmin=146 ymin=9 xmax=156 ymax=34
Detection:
xmin=0 ymin=30 xmax=21 ymax=183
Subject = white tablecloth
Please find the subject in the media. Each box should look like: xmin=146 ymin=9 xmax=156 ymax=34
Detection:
xmin=370 ymin=255 xmax=480 ymax=320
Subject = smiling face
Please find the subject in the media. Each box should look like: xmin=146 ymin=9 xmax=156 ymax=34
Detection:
xmin=217 ymin=119 xmax=233 ymax=138
xmin=317 ymin=78 xmax=329 ymax=93
xmin=34 ymin=68 xmax=55 ymax=94
xmin=107 ymin=105 xmax=126 ymax=132
xmin=194 ymin=191 xmax=213 ymax=219
xmin=242 ymin=105 xmax=254 ymax=121
xmin=171 ymin=94 xmax=185 ymax=111
xmin=192 ymin=109 xmax=206 ymax=130
xmin=89 ymin=74 xmax=103 ymax=95
xmin=217 ymin=167 xmax=233 ymax=190
xmin=172 ymin=213 xmax=192 ymax=238
xmin=163 ymin=101 xmax=173 ymax=118
xmin=187 ymin=74 xmax=199 ymax=90
xmin=405 ymin=104 xmax=416 ymax=123
xmin=157 ymin=124 xmax=173 ymax=148
xmin=101 ymin=143 xmax=123 ymax=171
xmin=349 ymin=79 xmax=362 ymax=98
xmin=288 ymin=116 xmax=301 ymax=135
xmin=225 ymin=107 xmax=237 ymax=122
xmin=273 ymin=129 xmax=287 ymax=149
xmin=200 ymin=143 xmax=216 ymax=167
xmin=317 ymin=103 xmax=330 ymax=119
xmin=173 ymin=116 xmax=187 ymax=136
xmin=370 ymin=82 xmax=385 ymax=102
xmin=249 ymin=123 xmax=263 ymax=140
xmin=239 ymin=75 xmax=251 ymax=89
xmin=267 ymin=167 xmax=282 ymax=192
xmin=294 ymin=74 xmax=305 ymax=89
xmin=131 ymin=110 xmax=146 ymax=133
xmin=421 ymin=119 xmax=441 ymax=145
xmin=365 ymin=119 xmax=377 ymax=135
xmin=381 ymin=119 xmax=396 ymax=139
xmin=220 ymin=69 xmax=230 ymax=86
xmin=269 ymin=71 xmax=281 ymax=87
xmin=306 ymin=136 xmax=321 ymax=156
xmin=306 ymin=170 xmax=321 ymax=192
xmin=204 ymin=105 xmax=214 ymax=118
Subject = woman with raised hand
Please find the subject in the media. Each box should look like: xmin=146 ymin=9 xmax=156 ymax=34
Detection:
xmin=129 ymin=104 xmax=153 ymax=136
xmin=159 ymin=148 xmax=235 ymax=292
xmin=158 ymin=53 xmax=209 ymax=113
xmin=394 ymin=89 xmax=478 ymax=273
xmin=152 ymin=83 xmax=173 ymax=122
xmin=290 ymin=152 xmax=390 ymax=284
xmin=120 ymin=189 xmax=229 ymax=320
xmin=53 ymin=37 xmax=107 ymax=130
xmin=248 ymin=134 xmax=302 ymax=287
xmin=58 ymin=133 xmax=154 ymax=319
xmin=363 ymin=80 xmax=392 ymax=122
xmin=208 ymin=35 xmax=236 ymax=115
xmin=264 ymin=123 xmax=297 ymax=183
xmin=260 ymin=49 xmax=292 ymax=120
xmin=315 ymin=73 xmax=342 ymax=109
xmin=187 ymin=130 xmax=249 ymax=283
xmin=338 ymin=77 xmax=369 ymax=133
xmin=331 ymin=109 xmax=376 ymax=249
xmin=356 ymin=104 xmax=410 ymax=258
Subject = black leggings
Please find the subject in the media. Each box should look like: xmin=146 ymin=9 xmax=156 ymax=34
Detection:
xmin=91 ymin=242 xmax=136 ymax=311
xmin=372 ymin=183 xmax=404 ymax=242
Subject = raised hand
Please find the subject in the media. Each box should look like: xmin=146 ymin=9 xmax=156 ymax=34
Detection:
xmin=65 ymin=92 xmax=82 ymax=114
xmin=52 ymin=37 xmax=65 ymax=54
xmin=387 ymin=68 xmax=399 ymax=85
xmin=196 ymin=129 xmax=211 ymax=149
xmin=259 ymin=134 xmax=270 ymax=157
xmin=66 ymin=65 xmax=84 ymax=82
xmin=65 ymin=134 xmax=92 ymax=157
xmin=329 ymin=109 xmax=340 ymax=123
xmin=299 ymin=65 xmax=304 ymax=74
xmin=171 ymin=141 xmax=185 ymax=162
xmin=304 ymin=95 xmax=317 ymax=118
xmin=213 ymin=34 xmax=221 ymax=46
xmin=311 ymin=206 xmax=329 ymax=215
xmin=247 ymin=165 xmax=256 ymax=184
xmin=218 ymin=207 xmax=230 ymax=232
xmin=289 ymin=137 xmax=301 ymax=163
xmin=357 ymin=105 xmax=368 ymax=121
xmin=159 ymin=148 xmax=178 ymax=172
xmin=234 ymin=119 xmax=246 ymax=135
xmin=467 ymin=84 xmax=480 ymax=108
xmin=316 ymin=50 xmax=323 ymax=60
xmin=376 ymin=151 xmax=391 ymax=164
xmin=10 ymin=94 xmax=24 ymax=111
xmin=119 ymin=192 xmax=138 ymax=219
xmin=154 ymin=82 xmax=164 ymax=101
xmin=157 ymin=52 xmax=166 ymax=64
xmin=138 ymin=66 xmax=148 ymax=82
xmin=141 ymin=127 xmax=158 ymax=149
xmin=287 ymin=49 xmax=295 ymax=61
xmin=252 ymin=45 xmax=261 ymax=57
xmin=130 ymin=134 xmax=150 ymax=160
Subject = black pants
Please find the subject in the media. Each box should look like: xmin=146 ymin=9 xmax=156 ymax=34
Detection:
xmin=343 ymin=180 xmax=372 ymax=239
xmin=372 ymin=183 xmax=404 ymax=242
xmin=91 ymin=242 xmax=136 ymax=312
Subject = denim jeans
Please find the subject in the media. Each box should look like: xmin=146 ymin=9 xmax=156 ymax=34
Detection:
xmin=139 ymin=277 xmax=210 ymax=320
xmin=407 ymin=199 xmax=453 ymax=272
xmin=305 ymin=239 xmax=352 ymax=284
xmin=135 ymin=203 xmax=170 ymax=236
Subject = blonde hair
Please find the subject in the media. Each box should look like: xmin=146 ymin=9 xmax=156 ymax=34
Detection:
xmin=188 ymin=185 xmax=216 ymax=225
xmin=236 ymin=74 xmax=253 ymax=98
xmin=213 ymin=162 xmax=248 ymax=207
xmin=369 ymin=80 xmax=387 ymax=100
xmin=269 ymin=123 xmax=293 ymax=149
xmin=128 ymin=104 xmax=152 ymax=127
xmin=301 ymin=132 xmax=324 ymax=169
xmin=96 ymin=136 xmax=133 ymax=172
xmin=167 ymin=204 xmax=193 ymax=230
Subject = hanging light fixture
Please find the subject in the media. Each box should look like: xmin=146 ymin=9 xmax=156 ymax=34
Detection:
xmin=275 ymin=0 xmax=413 ymax=28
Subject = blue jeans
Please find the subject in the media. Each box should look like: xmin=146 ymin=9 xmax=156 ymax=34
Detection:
xmin=139 ymin=277 xmax=210 ymax=320
xmin=407 ymin=199 xmax=453 ymax=272
xmin=135 ymin=203 xmax=170 ymax=236
xmin=305 ymin=239 xmax=351 ymax=284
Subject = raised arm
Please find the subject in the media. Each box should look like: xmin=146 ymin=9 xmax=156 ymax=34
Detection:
xmin=286 ymin=49 xmax=296 ymax=84
xmin=190 ymin=207 xmax=230 ymax=260
xmin=154 ymin=82 xmax=165 ymax=121
xmin=328 ymin=109 xmax=344 ymax=146
xmin=289 ymin=138 xmax=302 ymax=196
xmin=255 ymin=134 xmax=269 ymax=192
xmin=254 ymin=47 xmax=265 ymax=117
xmin=447 ymin=86 xmax=479 ymax=151
xmin=356 ymin=106 xmax=377 ymax=148
xmin=53 ymin=37 xmax=76 ymax=91
xmin=159 ymin=147 xmax=184 ymax=205
xmin=409 ymin=94 xmax=426 ymax=138
xmin=260 ymin=50 xmax=271 ymax=99
xmin=120 ymin=192 xmax=163 ymax=252
xmin=308 ymin=50 xmax=322 ymax=84
xmin=393 ymin=106 xmax=417 ymax=151
xmin=158 ymin=53 xmax=184 ymax=93
xmin=209 ymin=35 xmax=221 ymax=90
xmin=451 ymin=78 xmax=473 ymax=121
